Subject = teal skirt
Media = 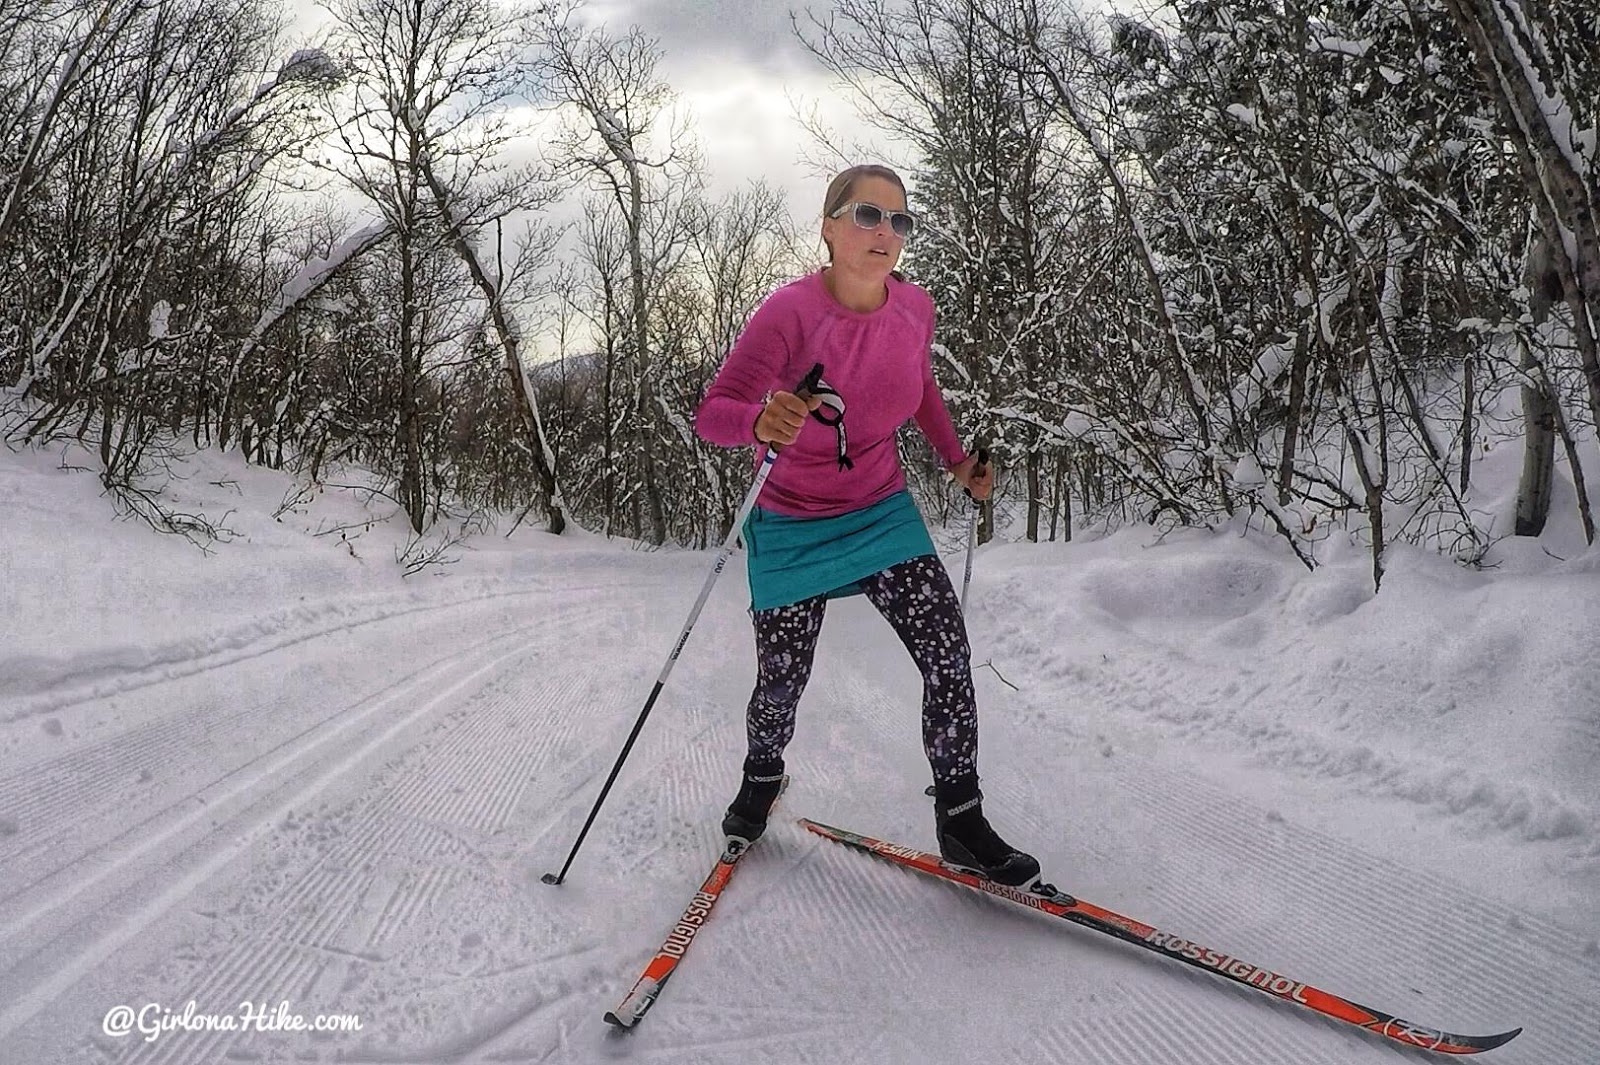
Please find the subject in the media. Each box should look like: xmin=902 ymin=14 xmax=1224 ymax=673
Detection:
xmin=742 ymin=490 xmax=937 ymax=611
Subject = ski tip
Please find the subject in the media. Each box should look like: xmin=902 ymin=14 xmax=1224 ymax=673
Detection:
xmin=1460 ymin=1027 xmax=1521 ymax=1053
xmin=1373 ymin=1019 xmax=1522 ymax=1055
xmin=602 ymin=1010 xmax=633 ymax=1029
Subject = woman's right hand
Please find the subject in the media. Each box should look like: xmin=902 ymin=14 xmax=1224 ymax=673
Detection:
xmin=755 ymin=390 xmax=823 ymax=446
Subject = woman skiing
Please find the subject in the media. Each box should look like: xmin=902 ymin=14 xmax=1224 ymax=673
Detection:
xmin=693 ymin=164 xmax=1041 ymax=887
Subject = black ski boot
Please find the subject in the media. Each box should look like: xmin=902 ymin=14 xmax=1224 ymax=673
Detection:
xmin=933 ymin=779 xmax=1041 ymax=888
xmin=721 ymin=758 xmax=785 ymax=844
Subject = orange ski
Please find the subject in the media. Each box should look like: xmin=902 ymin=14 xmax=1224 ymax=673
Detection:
xmin=800 ymin=817 xmax=1521 ymax=1056
xmin=605 ymin=778 xmax=788 ymax=1028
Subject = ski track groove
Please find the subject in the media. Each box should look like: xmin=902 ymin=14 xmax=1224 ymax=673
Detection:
xmin=823 ymin=646 xmax=905 ymax=737
xmin=1121 ymin=759 xmax=1597 ymax=1001
xmin=774 ymin=846 xmax=919 ymax=988
xmin=1129 ymin=754 xmax=1587 ymax=967
xmin=977 ymin=767 xmax=1055 ymax=848
xmin=1026 ymin=648 xmax=1600 ymax=1007
xmin=1113 ymin=766 xmax=1596 ymax=1060
xmin=1163 ymin=964 xmax=1380 ymax=1063
xmin=13 ymin=558 xmax=954 ymax=1061
xmin=428 ymin=703 xmax=523 ymax=832
xmin=1024 ymin=1025 xmax=1071 ymax=1063
xmin=154 ymin=889 xmax=369 ymax=1065
xmin=18 ymin=553 xmax=1586 ymax=1062
xmin=108 ymin=664 xmax=589 ymax=1062
xmin=808 ymin=617 xmax=1591 ymax=1061
xmin=387 ymin=868 xmax=446 ymax=939
xmin=361 ymin=663 xmax=591 ymax=851
xmin=0 ymin=626 xmax=554 ymax=1050
xmin=0 ymin=701 xmax=257 ymax=860
xmin=0 ymin=633 xmax=515 ymax=954
xmin=1058 ymin=1019 xmax=1128 ymax=1064
xmin=272 ymin=657 xmax=599 ymax=1001
xmin=1109 ymin=975 xmax=1359 ymax=1064
xmin=490 ymin=667 xmax=594 ymax=815
xmin=370 ymin=874 xmax=419 ymax=947
xmin=0 ymin=603 xmax=610 ymax=913
xmin=1 ymin=581 xmax=608 ymax=720
xmin=392 ymin=654 xmax=603 ymax=837
xmin=0 ymin=689 xmax=310 ymax=883
xmin=657 ymin=718 xmax=720 ymax=843
xmin=125 ymin=815 xmax=454 ymax=1062
xmin=479 ymin=672 xmax=600 ymax=831
xmin=1086 ymin=997 xmax=1199 ymax=1065
xmin=732 ymin=596 xmax=1592 ymax=1062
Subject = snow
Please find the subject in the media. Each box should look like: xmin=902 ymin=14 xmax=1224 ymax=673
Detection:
xmin=593 ymin=106 xmax=638 ymax=167
xmin=1311 ymin=37 xmax=1372 ymax=59
xmin=264 ymin=222 xmax=390 ymax=324
xmin=1231 ymin=452 xmax=1266 ymax=489
xmin=1229 ymin=339 xmax=1292 ymax=415
xmin=279 ymin=48 xmax=340 ymax=85
xmin=231 ymin=221 xmax=391 ymax=385
xmin=146 ymin=300 xmax=171 ymax=341
xmin=1490 ymin=1 xmax=1591 ymax=184
xmin=1 ymin=438 xmax=1597 ymax=1063
xmin=1224 ymin=103 xmax=1258 ymax=130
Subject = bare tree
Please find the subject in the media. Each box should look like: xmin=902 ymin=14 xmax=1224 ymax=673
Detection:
xmin=4 ymin=0 xmax=328 ymax=519
xmin=537 ymin=2 xmax=703 ymax=545
xmin=314 ymin=0 xmax=557 ymax=534
xmin=794 ymin=0 xmax=1087 ymax=543
xmin=1441 ymin=0 xmax=1599 ymax=546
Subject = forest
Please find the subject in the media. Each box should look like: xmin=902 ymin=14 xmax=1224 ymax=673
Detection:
xmin=2 ymin=0 xmax=1595 ymax=589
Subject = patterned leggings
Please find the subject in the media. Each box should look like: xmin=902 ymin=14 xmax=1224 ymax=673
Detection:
xmin=745 ymin=553 xmax=978 ymax=787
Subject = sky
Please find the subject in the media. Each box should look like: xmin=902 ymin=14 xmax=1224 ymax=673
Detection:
xmin=281 ymin=0 xmax=900 ymax=236
xmin=275 ymin=0 xmax=1133 ymax=358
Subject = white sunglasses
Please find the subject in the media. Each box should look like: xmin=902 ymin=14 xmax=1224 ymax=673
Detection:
xmin=829 ymin=201 xmax=917 ymax=239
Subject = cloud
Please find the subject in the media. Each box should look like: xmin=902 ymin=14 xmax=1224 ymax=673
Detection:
xmin=272 ymin=0 xmax=918 ymax=279
xmin=587 ymin=0 xmax=820 ymax=69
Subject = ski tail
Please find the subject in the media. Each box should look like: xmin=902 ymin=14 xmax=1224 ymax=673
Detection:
xmin=605 ymin=777 xmax=789 ymax=1029
xmin=798 ymin=817 xmax=1521 ymax=1056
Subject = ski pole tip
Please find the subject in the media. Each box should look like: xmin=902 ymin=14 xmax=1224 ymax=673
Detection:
xmin=540 ymin=872 xmax=563 ymax=886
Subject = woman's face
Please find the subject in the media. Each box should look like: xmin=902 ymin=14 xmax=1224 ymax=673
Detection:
xmin=822 ymin=175 xmax=907 ymax=280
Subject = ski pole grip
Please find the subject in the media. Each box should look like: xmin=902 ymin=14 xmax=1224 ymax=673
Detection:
xmin=964 ymin=444 xmax=991 ymax=501
xmin=794 ymin=362 xmax=824 ymax=401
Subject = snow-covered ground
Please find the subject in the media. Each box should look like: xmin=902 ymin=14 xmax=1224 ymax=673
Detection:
xmin=2 ymin=439 xmax=1598 ymax=1064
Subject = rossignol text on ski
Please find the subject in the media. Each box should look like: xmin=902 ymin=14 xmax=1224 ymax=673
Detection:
xmin=800 ymin=817 xmax=1521 ymax=1056
xmin=604 ymin=778 xmax=789 ymax=1029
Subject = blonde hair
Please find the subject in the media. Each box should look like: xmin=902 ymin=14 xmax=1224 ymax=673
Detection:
xmin=821 ymin=164 xmax=909 ymax=264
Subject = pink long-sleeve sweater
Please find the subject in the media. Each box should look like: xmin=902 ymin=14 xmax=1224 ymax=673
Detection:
xmin=694 ymin=269 xmax=968 ymax=518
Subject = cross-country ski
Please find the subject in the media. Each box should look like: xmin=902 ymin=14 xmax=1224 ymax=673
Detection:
xmin=800 ymin=817 xmax=1522 ymax=1056
xmin=604 ymin=779 xmax=789 ymax=1029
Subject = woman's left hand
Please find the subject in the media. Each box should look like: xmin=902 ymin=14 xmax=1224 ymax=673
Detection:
xmin=952 ymin=452 xmax=994 ymax=501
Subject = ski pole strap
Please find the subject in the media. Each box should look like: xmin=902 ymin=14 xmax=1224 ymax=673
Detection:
xmin=779 ymin=362 xmax=849 ymax=471
xmin=794 ymin=362 xmax=825 ymax=400
xmin=806 ymin=375 xmax=851 ymax=471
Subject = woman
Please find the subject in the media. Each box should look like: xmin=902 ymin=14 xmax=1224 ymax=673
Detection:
xmin=692 ymin=164 xmax=1040 ymax=887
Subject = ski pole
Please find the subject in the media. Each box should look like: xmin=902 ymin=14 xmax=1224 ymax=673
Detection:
xmin=959 ymin=446 xmax=989 ymax=613
xmin=543 ymin=362 xmax=826 ymax=886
